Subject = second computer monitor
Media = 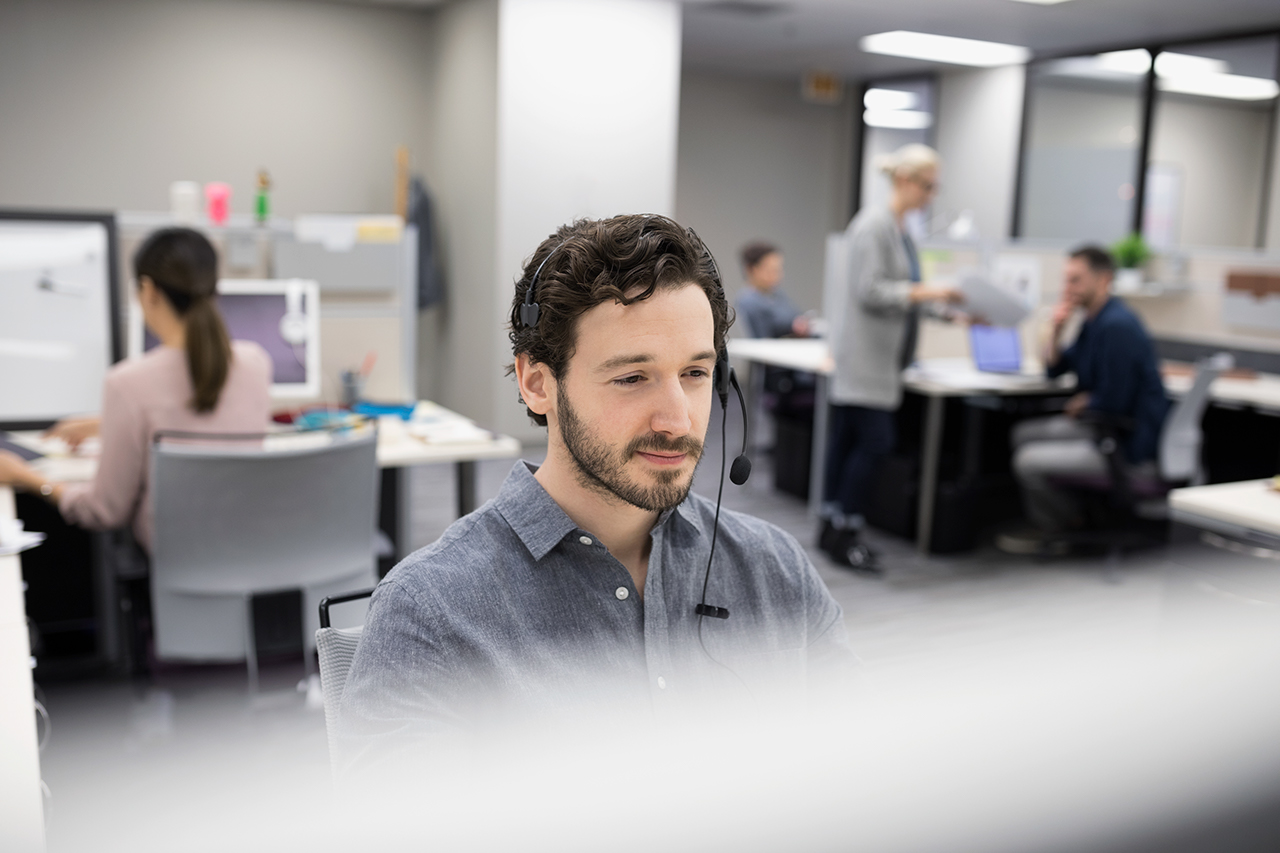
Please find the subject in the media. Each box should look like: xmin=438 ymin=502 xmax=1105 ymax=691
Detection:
xmin=133 ymin=278 xmax=320 ymax=399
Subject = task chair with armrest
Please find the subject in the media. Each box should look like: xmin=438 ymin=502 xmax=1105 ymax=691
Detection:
xmin=315 ymin=587 xmax=375 ymax=781
xmin=1051 ymin=353 xmax=1233 ymax=551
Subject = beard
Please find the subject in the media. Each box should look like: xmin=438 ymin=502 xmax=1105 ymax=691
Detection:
xmin=556 ymin=390 xmax=704 ymax=512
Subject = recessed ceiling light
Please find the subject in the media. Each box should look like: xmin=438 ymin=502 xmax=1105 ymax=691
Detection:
xmin=863 ymin=88 xmax=919 ymax=111
xmin=863 ymin=109 xmax=933 ymax=129
xmin=860 ymin=31 xmax=1030 ymax=67
xmin=1155 ymin=52 xmax=1228 ymax=77
xmin=1160 ymin=73 xmax=1279 ymax=101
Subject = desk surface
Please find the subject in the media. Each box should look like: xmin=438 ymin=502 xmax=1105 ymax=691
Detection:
xmin=1170 ymin=480 xmax=1280 ymax=540
xmin=0 ymin=487 xmax=47 ymax=851
xmin=728 ymin=339 xmax=1064 ymax=396
xmin=10 ymin=401 xmax=522 ymax=484
xmin=729 ymin=338 xmax=1280 ymax=408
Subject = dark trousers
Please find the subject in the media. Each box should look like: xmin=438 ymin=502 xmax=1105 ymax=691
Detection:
xmin=824 ymin=404 xmax=896 ymax=519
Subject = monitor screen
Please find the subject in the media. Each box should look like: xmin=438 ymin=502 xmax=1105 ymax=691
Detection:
xmin=135 ymin=279 xmax=320 ymax=399
xmin=0 ymin=212 xmax=120 ymax=428
xmin=970 ymin=325 xmax=1022 ymax=374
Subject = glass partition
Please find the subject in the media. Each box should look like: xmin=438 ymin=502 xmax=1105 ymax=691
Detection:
xmin=1018 ymin=53 xmax=1148 ymax=243
xmin=1145 ymin=36 xmax=1279 ymax=250
xmin=859 ymin=77 xmax=935 ymax=236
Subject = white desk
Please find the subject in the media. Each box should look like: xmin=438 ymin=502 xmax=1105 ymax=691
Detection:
xmin=10 ymin=401 xmax=521 ymax=567
xmin=1170 ymin=480 xmax=1280 ymax=545
xmin=0 ymin=487 xmax=47 ymax=852
xmin=728 ymin=340 xmax=1067 ymax=554
xmin=1163 ymin=372 xmax=1280 ymax=414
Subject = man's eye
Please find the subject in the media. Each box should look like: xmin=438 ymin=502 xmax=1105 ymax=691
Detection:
xmin=686 ymin=369 xmax=710 ymax=379
xmin=614 ymin=375 xmax=643 ymax=386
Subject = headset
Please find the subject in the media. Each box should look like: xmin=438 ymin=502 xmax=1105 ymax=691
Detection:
xmin=519 ymin=221 xmax=750 ymax=622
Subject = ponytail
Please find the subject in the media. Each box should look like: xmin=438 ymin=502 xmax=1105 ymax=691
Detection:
xmin=134 ymin=227 xmax=232 ymax=413
xmin=184 ymin=297 xmax=232 ymax=413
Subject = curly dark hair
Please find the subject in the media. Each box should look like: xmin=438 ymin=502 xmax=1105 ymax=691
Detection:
xmin=507 ymin=214 xmax=733 ymax=427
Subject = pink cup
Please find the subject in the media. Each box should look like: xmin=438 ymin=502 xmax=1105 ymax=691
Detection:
xmin=204 ymin=182 xmax=231 ymax=225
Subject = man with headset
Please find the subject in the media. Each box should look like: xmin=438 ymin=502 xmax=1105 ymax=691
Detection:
xmin=338 ymin=215 xmax=851 ymax=767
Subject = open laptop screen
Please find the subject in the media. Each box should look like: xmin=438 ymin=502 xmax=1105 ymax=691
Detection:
xmin=970 ymin=325 xmax=1022 ymax=373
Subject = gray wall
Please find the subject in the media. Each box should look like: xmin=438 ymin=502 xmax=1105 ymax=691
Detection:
xmin=675 ymin=70 xmax=855 ymax=323
xmin=0 ymin=0 xmax=435 ymax=216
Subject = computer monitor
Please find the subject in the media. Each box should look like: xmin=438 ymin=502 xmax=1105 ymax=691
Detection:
xmin=970 ymin=325 xmax=1022 ymax=374
xmin=0 ymin=210 xmax=122 ymax=429
xmin=130 ymin=278 xmax=321 ymax=399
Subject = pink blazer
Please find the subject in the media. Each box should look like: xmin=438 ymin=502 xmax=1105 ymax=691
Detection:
xmin=59 ymin=341 xmax=272 ymax=551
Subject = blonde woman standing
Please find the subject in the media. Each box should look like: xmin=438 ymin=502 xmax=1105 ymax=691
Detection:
xmin=821 ymin=144 xmax=962 ymax=573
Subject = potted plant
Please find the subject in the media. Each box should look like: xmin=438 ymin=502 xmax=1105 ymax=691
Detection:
xmin=1111 ymin=232 xmax=1151 ymax=294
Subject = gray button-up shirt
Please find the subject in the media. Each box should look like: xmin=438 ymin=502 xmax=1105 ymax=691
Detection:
xmin=338 ymin=461 xmax=852 ymax=769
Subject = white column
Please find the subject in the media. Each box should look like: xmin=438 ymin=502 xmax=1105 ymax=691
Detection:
xmin=492 ymin=0 xmax=682 ymax=438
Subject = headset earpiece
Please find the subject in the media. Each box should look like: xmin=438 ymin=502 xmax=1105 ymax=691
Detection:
xmin=521 ymin=239 xmax=567 ymax=329
xmin=519 ymin=302 xmax=540 ymax=328
xmin=715 ymin=351 xmax=731 ymax=409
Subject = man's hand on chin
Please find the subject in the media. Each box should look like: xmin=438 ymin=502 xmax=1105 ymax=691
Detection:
xmin=1064 ymin=391 xmax=1090 ymax=419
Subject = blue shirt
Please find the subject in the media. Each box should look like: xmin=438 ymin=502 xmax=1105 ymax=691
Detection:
xmin=736 ymin=287 xmax=802 ymax=339
xmin=1048 ymin=297 xmax=1170 ymax=463
xmin=338 ymin=461 xmax=853 ymax=771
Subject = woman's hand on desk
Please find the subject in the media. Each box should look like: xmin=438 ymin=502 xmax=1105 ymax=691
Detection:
xmin=44 ymin=416 xmax=101 ymax=451
xmin=0 ymin=451 xmax=64 ymax=503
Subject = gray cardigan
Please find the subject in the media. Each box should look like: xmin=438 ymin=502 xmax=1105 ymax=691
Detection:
xmin=830 ymin=205 xmax=920 ymax=409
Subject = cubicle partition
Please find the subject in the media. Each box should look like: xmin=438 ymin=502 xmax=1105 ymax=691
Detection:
xmin=116 ymin=212 xmax=419 ymax=406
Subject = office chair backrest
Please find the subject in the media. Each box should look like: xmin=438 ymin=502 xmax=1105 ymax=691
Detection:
xmin=149 ymin=427 xmax=379 ymax=661
xmin=1159 ymin=353 xmax=1232 ymax=483
xmin=317 ymin=623 xmax=364 ymax=780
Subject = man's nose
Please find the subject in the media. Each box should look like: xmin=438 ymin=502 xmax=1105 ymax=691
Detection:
xmin=649 ymin=377 xmax=692 ymax=436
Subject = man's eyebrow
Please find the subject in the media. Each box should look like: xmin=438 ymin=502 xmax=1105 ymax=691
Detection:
xmin=595 ymin=350 xmax=718 ymax=372
xmin=597 ymin=353 xmax=653 ymax=371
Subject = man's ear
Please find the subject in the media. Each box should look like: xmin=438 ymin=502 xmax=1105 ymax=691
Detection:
xmin=514 ymin=353 xmax=554 ymax=418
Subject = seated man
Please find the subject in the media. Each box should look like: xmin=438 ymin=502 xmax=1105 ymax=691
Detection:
xmin=735 ymin=241 xmax=815 ymax=415
xmin=1003 ymin=245 xmax=1170 ymax=549
xmin=338 ymin=215 xmax=852 ymax=772
xmin=735 ymin=241 xmax=809 ymax=340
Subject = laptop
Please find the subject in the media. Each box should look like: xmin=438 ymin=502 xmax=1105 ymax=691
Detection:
xmin=970 ymin=325 xmax=1022 ymax=374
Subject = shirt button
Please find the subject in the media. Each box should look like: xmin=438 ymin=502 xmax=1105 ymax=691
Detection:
xmin=579 ymin=535 xmax=593 ymax=546
xmin=615 ymin=587 xmax=629 ymax=600
xmin=657 ymin=676 xmax=667 ymax=690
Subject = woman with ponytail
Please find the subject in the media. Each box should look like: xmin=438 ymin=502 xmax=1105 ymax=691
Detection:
xmin=0 ymin=228 xmax=272 ymax=552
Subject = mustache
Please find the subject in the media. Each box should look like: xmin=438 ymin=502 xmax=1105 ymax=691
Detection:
xmin=626 ymin=434 xmax=703 ymax=457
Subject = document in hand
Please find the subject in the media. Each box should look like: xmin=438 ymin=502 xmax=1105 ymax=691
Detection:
xmin=959 ymin=274 xmax=1031 ymax=327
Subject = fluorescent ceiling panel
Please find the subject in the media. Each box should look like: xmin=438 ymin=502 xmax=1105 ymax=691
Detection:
xmin=860 ymin=31 xmax=1030 ymax=67
xmin=863 ymin=109 xmax=933 ymax=129
xmin=863 ymin=88 xmax=918 ymax=111
xmin=1155 ymin=52 xmax=1229 ymax=77
xmin=1160 ymin=73 xmax=1279 ymax=100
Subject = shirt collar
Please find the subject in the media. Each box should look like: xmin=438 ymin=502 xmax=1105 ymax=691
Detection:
xmin=494 ymin=460 xmax=709 ymax=560
xmin=493 ymin=461 xmax=581 ymax=561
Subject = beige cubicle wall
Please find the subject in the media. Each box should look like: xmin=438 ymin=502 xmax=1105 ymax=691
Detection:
xmin=116 ymin=213 xmax=418 ymax=408
xmin=913 ymin=242 xmax=1280 ymax=364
